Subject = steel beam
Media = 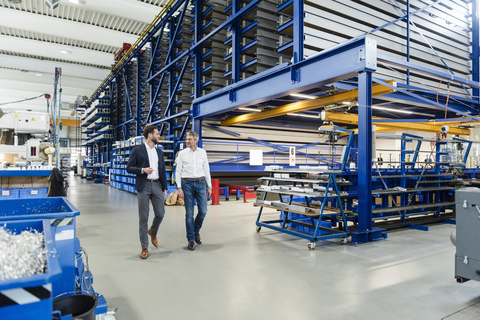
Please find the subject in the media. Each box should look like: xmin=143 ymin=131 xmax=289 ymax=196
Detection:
xmin=377 ymin=55 xmax=480 ymax=89
xmin=221 ymin=81 xmax=394 ymax=126
xmin=195 ymin=36 xmax=378 ymax=118
xmin=321 ymin=111 xmax=470 ymax=135
xmin=373 ymin=78 xmax=480 ymax=121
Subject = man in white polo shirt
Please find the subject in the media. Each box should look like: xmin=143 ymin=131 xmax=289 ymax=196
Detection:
xmin=176 ymin=131 xmax=212 ymax=251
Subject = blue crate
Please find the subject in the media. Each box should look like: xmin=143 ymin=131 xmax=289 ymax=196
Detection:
xmin=302 ymin=219 xmax=332 ymax=236
xmin=0 ymin=188 xmax=20 ymax=200
xmin=0 ymin=197 xmax=79 ymax=298
xmin=0 ymin=219 xmax=61 ymax=320
xmin=20 ymin=187 xmax=48 ymax=199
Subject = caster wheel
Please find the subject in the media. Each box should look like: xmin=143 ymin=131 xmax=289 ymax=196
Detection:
xmin=340 ymin=237 xmax=348 ymax=245
xmin=308 ymin=242 xmax=316 ymax=250
xmin=256 ymin=226 xmax=261 ymax=233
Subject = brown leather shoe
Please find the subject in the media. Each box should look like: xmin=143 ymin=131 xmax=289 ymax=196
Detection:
xmin=148 ymin=228 xmax=159 ymax=247
xmin=140 ymin=248 xmax=148 ymax=259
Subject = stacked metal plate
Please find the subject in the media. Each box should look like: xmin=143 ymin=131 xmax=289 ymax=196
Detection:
xmin=301 ymin=0 xmax=471 ymax=97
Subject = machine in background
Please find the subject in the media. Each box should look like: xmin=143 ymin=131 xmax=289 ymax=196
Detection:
xmin=455 ymin=188 xmax=480 ymax=283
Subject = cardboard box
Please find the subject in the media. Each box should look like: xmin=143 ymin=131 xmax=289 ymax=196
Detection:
xmin=8 ymin=176 xmax=31 ymax=188
xmin=32 ymin=176 xmax=49 ymax=187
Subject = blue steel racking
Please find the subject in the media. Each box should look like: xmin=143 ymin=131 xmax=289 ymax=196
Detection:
xmin=84 ymin=0 xmax=480 ymax=243
xmin=110 ymin=136 xmax=174 ymax=194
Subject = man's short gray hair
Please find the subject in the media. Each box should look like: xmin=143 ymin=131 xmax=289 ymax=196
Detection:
xmin=186 ymin=131 xmax=199 ymax=140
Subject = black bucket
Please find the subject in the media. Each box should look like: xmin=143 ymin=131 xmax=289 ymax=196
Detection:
xmin=53 ymin=294 xmax=98 ymax=320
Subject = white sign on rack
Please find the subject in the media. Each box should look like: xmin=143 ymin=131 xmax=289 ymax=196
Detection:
xmin=289 ymin=147 xmax=296 ymax=166
xmin=250 ymin=149 xmax=263 ymax=166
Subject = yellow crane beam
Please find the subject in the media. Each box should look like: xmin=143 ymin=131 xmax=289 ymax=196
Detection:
xmin=221 ymin=80 xmax=396 ymax=126
xmin=323 ymin=111 xmax=470 ymax=135
xmin=51 ymin=119 xmax=80 ymax=127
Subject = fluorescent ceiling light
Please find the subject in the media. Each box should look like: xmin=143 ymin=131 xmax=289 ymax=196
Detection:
xmin=238 ymin=107 xmax=261 ymax=112
xmin=287 ymin=113 xmax=320 ymax=119
xmin=60 ymin=50 xmax=69 ymax=54
xmin=35 ymin=73 xmax=42 ymax=77
xmin=290 ymin=93 xmax=317 ymax=99
xmin=372 ymin=106 xmax=434 ymax=117
xmin=372 ymin=106 xmax=412 ymax=114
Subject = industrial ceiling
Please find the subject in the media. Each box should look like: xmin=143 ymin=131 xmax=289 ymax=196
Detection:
xmin=0 ymin=0 xmax=168 ymax=117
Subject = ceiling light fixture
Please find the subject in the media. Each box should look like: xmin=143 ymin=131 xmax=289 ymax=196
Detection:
xmin=35 ymin=73 xmax=43 ymax=77
xmin=238 ymin=107 xmax=262 ymax=112
xmin=60 ymin=50 xmax=69 ymax=54
xmin=372 ymin=106 xmax=435 ymax=117
xmin=290 ymin=93 xmax=317 ymax=99
xmin=372 ymin=106 xmax=412 ymax=114
xmin=287 ymin=113 xmax=320 ymax=119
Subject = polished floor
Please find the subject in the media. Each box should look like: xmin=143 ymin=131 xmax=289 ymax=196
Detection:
xmin=67 ymin=175 xmax=480 ymax=320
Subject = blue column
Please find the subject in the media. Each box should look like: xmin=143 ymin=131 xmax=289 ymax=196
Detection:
xmin=472 ymin=0 xmax=479 ymax=101
xmin=406 ymin=0 xmax=410 ymax=85
xmin=231 ymin=0 xmax=240 ymax=83
xmin=194 ymin=0 xmax=201 ymax=99
xmin=192 ymin=118 xmax=202 ymax=148
xmin=357 ymin=71 xmax=373 ymax=234
xmin=136 ymin=51 xmax=141 ymax=136
xmin=293 ymin=0 xmax=304 ymax=62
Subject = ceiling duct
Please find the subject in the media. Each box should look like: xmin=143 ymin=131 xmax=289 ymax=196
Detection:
xmin=74 ymin=95 xmax=88 ymax=110
xmin=61 ymin=102 xmax=74 ymax=110
xmin=44 ymin=0 xmax=60 ymax=10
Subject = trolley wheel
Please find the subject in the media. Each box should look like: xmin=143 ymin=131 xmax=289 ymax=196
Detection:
xmin=256 ymin=226 xmax=261 ymax=233
xmin=308 ymin=242 xmax=316 ymax=250
xmin=340 ymin=237 xmax=348 ymax=245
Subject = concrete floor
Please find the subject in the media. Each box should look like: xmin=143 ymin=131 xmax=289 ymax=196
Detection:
xmin=68 ymin=175 xmax=480 ymax=320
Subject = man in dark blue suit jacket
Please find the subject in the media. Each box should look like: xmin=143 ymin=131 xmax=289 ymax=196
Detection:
xmin=127 ymin=125 xmax=168 ymax=259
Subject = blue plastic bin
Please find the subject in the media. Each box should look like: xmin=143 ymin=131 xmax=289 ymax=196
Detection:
xmin=0 ymin=219 xmax=61 ymax=320
xmin=0 ymin=188 xmax=20 ymax=200
xmin=0 ymin=197 xmax=80 ymax=298
xmin=20 ymin=187 xmax=48 ymax=199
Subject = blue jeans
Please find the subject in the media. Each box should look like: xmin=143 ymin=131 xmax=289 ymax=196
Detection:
xmin=182 ymin=180 xmax=208 ymax=241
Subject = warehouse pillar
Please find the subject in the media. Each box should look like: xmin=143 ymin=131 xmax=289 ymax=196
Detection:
xmin=472 ymin=0 xmax=479 ymax=102
xmin=351 ymin=71 xmax=384 ymax=243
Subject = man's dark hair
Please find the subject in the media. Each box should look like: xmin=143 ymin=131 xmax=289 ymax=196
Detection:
xmin=143 ymin=125 xmax=158 ymax=139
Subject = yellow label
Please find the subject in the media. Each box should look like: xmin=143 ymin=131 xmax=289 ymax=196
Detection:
xmin=14 ymin=114 xmax=17 ymax=118
xmin=31 ymin=118 xmax=35 ymax=121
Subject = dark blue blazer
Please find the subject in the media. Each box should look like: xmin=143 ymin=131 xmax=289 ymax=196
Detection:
xmin=126 ymin=144 xmax=168 ymax=192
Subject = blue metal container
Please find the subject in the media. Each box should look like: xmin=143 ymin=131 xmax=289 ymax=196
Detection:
xmin=0 ymin=197 xmax=80 ymax=298
xmin=19 ymin=187 xmax=49 ymax=199
xmin=0 ymin=219 xmax=61 ymax=320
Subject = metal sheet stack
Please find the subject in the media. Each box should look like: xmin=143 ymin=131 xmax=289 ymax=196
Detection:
xmin=191 ymin=0 xmax=228 ymax=96
xmin=299 ymin=0 xmax=471 ymax=97
xmin=225 ymin=0 xmax=287 ymax=82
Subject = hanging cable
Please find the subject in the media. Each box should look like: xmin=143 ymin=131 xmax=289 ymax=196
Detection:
xmin=0 ymin=94 xmax=48 ymax=106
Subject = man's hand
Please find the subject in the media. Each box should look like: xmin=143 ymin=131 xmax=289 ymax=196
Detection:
xmin=143 ymin=167 xmax=154 ymax=174
xmin=178 ymin=188 xmax=184 ymax=199
xmin=207 ymin=187 xmax=212 ymax=198
xmin=163 ymin=190 xmax=167 ymax=198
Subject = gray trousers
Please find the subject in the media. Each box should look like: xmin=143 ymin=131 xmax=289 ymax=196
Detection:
xmin=137 ymin=181 xmax=165 ymax=249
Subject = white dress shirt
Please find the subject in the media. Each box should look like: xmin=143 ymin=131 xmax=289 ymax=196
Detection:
xmin=175 ymin=147 xmax=212 ymax=188
xmin=144 ymin=142 xmax=159 ymax=180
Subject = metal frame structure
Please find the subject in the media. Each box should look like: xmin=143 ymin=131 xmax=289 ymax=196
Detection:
xmin=83 ymin=0 xmax=480 ymax=243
